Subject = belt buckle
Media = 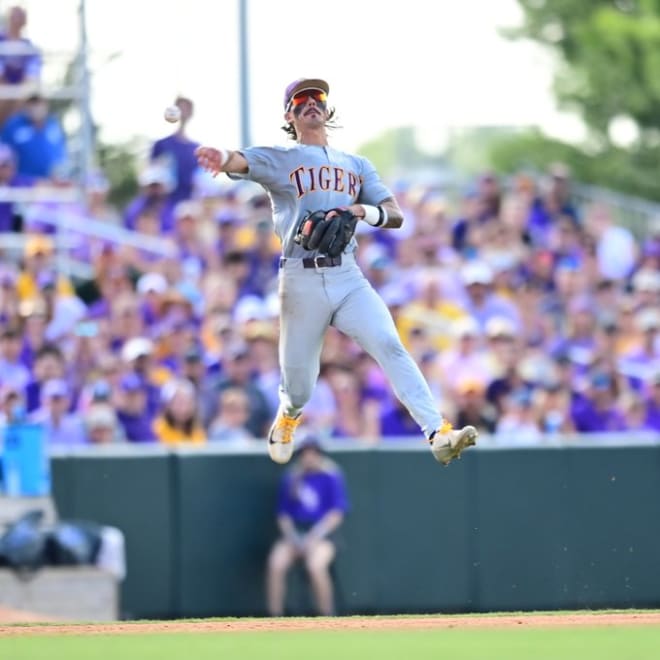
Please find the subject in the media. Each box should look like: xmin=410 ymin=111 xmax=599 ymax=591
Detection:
xmin=313 ymin=254 xmax=325 ymax=270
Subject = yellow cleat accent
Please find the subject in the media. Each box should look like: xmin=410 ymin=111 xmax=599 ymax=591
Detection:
xmin=430 ymin=424 xmax=478 ymax=466
xmin=267 ymin=411 xmax=302 ymax=464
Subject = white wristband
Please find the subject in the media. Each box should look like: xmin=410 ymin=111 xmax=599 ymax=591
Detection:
xmin=361 ymin=204 xmax=380 ymax=226
xmin=218 ymin=148 xmax=230 ymax=167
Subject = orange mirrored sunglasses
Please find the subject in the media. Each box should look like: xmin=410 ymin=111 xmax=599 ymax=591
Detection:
xmin=288 ymin=89 xmax=327 ymax=109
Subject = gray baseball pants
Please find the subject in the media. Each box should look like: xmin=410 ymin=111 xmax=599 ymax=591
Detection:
xmin=277 ymin=253 xmax=443 ymax=437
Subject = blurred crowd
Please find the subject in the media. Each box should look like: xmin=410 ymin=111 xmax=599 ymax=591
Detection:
xmin=0 ymin=7 xmax=658 ymax=448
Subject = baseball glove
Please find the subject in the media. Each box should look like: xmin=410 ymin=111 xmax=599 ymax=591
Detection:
xmin=294 ymin=209 xmax=358 ymax=258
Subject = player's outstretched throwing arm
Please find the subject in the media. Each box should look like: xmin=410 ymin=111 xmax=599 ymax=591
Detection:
xmin=195 ymin=146 xmax=248 ymax=176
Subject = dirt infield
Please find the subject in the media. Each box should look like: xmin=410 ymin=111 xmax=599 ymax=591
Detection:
xmin=1 ymin=610 xmax=660 ymax=636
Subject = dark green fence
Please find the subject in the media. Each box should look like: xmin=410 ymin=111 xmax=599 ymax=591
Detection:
xmin=51 ymin=443 xmax=660 ymax=619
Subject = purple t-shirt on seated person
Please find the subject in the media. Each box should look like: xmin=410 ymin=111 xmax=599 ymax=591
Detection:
xmin=646 ymin=400 xmax=660 ymax=431
xmin=379 ymin=405 xmax=421 ymax=438
xmin=277 ymin=462 xmax=348 ymax=527
xmin=123 ymin=195 xmax=176 ymax=234
xmin=150 ymin=134 xmax=200 ymax=203
xmin=116 ymin=410 xmax=156 ymax=443
xmin=571 ymin=400 xmax=627 ymax=433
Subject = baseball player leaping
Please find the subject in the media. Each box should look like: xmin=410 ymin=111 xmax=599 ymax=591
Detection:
xmin=195 ymin=78 xmax=478 ymax=466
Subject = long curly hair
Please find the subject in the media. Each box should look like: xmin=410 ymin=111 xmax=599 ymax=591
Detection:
xmin=281 ymin=106 xmax=339 ymax=141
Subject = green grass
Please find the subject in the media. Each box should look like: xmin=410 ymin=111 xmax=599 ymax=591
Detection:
xmin=2 ymin=625 xmax=660 ymax=660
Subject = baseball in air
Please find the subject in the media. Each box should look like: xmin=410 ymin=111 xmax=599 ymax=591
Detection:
xmin=163 ymin=105 xmax=181 ymax=123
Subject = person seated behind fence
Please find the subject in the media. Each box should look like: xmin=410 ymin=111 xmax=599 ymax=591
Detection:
xmin=152 ymin=378 xmax=206 ymax=445
xmin=208 ymin=386 xmax=256 ymax=444
xmin=266 ymin=434 xmax=349 ymax=617
xmin=28 ymin=378 xmax=88 ymax=446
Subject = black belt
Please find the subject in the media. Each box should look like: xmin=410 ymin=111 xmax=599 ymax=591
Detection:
xmin=279 ymin=255 xmax=342 ymax=269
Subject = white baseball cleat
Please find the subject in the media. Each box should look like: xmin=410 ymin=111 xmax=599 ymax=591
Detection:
xmin=267 ymin=410 xmax=302 ymax=464
xmin=429 ymin=422 xmax=478 ymax=466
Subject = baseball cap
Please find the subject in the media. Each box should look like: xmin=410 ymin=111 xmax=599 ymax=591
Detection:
xmin=485 ymin=316 xmax=516 ymax=339
xmin=215 ymin=209 xmax=241 ymax=225
xmin=42 ymin=378 xmax=69 ymax=399
xmin=184 ymin=344 xmax=204 ymax=362
xmin=121 ymin=337 xmax=154 ymax=362
xmin=138 ymin=165 xmax=173 ymax=190
xmin=283 ymin=78 xmax=329 ymax=109
xmin=173 ymin=199 xmax=201 ymax=220
xmin=461 ymin=261 xmax=494 ymax=286
xmin=91 ymin=379 xmax=112 ymax=400
xmin=137 ymin=272 xmax=168 ymax=296
xmin=24 ymin=234 xmax=54 ymax=258
xmin=87 ymin=408 xmax=116 ymax=430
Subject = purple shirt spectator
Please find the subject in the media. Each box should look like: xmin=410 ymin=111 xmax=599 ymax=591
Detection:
xmin=115 ymin=372 xmax=157 ymax=443
xmin=646 ymin=401 xmax=660 ymax=431
xmin=28 ymin=379 xmax=87 ymax=446
xmin=150 ymin=133 xmax=200 ymax=203
xmin=571 ymin=400 xmax=627 ymax=433
xmin=277 ymin=457 xmax=348 ymax=527
xmin=571 ymin=374 xmax=627 ymax=432
xmin=379 ymin=402 xmax=423 ymax=438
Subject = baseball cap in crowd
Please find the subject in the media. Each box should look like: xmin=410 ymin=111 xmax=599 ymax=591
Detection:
xmin=485 ymin=316 xmax=516 ymax=339
xmin=24 ymin=234 xmax=54 ymax=258
xmin=215 ymin=209 xmax=241 ymax=226
xmin=632 ymin=269 xmax=660 ymax=293
xmin=137 ymin=272 xmax=168 ymax=296
xmin=591 ymin=372 xmax=612 ymax=391
xmin=453 ymin=316 xmax=480 ymax=339
xmin=283 ymin=78 xmax=329 ymax=109
xmin=138 ymin=165 xmax=173 ymax=191
xmin=461 ymin=261 xmax=494 ymax=286
xmin=184 ymin=344 xmax=204 ymax=362
xmin=225 ymin=340 xmax=250 ymax=361
xmin=91 ymin=379 xmax=112 ymax=401
xmin=86 ymin=405 xmax=116 ymax=430
xmin=42 ymin=378 xmax=69 ymax=400
xmin=635 ymin=308 xmax=660 ymax=332
xmin=121 ymin=337 xmax=154 ymax=362
xmin=233 ymin=295 xmax=268 ymax=324
xmin=173 ymin=200 xmax=201 ymax=220
xmin=160 ymin=378 xmax=195 ymax=404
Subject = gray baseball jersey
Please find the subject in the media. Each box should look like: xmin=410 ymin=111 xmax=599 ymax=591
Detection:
xmin=229 ymin=142 xmax=444 ymax=438
xmin=230 ymin=144 xmax=391 ymax=256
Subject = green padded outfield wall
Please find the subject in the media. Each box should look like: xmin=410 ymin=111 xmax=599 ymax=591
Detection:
xmin=51 ymin=452 xmax=177 ymax=619
xmin=51 ymin=444 xmax=660 ymax=619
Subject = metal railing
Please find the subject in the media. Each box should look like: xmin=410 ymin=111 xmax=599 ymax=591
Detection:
xmin=0 ymin=187 xmax=177 ymax=281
